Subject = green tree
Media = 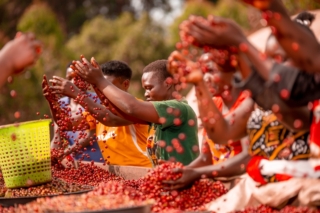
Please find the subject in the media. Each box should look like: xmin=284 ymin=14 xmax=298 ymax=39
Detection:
xmin=0 ymin=3 xmax=69 ymax=125
xmin=67 ymin=12 xmax=171 ymax=98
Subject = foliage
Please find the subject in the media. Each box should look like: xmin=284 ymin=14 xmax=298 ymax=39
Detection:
xmin=0 ymin=3 xmax=69 ymax=125
xmin=67 ymin=12 xmax=171 ymax=97
xmin=169 ymin=0 xmax=250 ymax=47
xmin=282 ymin=0 xmax=320 ymax=15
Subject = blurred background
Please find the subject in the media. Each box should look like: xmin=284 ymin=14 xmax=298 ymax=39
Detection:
xmin=0 ymin=0 xmax=318 ymax=125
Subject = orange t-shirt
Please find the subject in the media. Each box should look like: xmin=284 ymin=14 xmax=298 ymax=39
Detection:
xmin=85 ymin=113 xmax=152 ymax=167
xmin=203 ymin=91 xmax=248 ymax=164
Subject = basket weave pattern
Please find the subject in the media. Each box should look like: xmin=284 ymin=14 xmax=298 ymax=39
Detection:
xmin=0 ymin=120 xmax=52 ymax=188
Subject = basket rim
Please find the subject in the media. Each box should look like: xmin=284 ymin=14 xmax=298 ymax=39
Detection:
xmin=0 ymin=119 xmax=52 ymax=130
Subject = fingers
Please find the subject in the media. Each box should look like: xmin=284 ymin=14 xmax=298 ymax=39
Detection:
xmin=52 ymin=76 xmax=64 ymax=82
xmin=81 ymin=57 xmax=90 ymax=67
xmin=25 ymin=32 xmax=36 ymax=41
xmin=75 ymin=61 xmax=88 ymax=75
xmin=172 ymin=168 xmax=183 ymax=173
xmin=90 ymin=57 xmax=100 ymax=69
xmin=162 ymin=181 xmax=185 ymax=190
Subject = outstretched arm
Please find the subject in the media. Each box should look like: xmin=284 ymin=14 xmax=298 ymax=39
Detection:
xmin=241 ymin=0 xmax=320 ymax=74
xmin=49 ymin=76 xmax=133 ymax=127
xmin=163 ymin=148 xmax=250 ymax=190
xmin=182 ymin=16 xmax=311 ymax=131
xmin=73 ymin=57 xmax=160 ymax=124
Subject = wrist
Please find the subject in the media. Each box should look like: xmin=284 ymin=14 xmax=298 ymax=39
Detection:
xmin=70 ymin=89 xmax=80 ymax=99
xmin=96 ymin=78 xmax=109 ymax=90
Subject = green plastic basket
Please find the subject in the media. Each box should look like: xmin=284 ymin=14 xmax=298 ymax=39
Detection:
xmin=0 ymin=119 xmax=52 ymax=188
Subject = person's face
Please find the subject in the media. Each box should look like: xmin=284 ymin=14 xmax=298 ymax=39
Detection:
xmin=204 ymin=71 xmax=233 ymax=96
xmin=141 ymin=72 xmax=169 ymax=101
xmin=265 ymin=36 xmax=288 ymax=63
xmin=104 ymin=75 xmax=129 ymax=91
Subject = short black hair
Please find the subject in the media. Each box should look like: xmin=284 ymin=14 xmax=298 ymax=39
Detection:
xmin=100 ymin=60 xmax=132 ymax=80
xmin=294 ymin=11 xmax=316 ymax=24
xmin=294 ymin=11 xmax=316 ymax=36
xmin=143 ymin=60 xmax=172 ymax=82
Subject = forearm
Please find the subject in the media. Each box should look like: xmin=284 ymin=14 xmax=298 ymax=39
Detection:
xmin=194 ymin=151 xmax=251 ymax=178
xmin=239 ymin=41 xmax=273 ymax=81
xmin=187 ymin=139 xmax=213 ymax=168
xmin=47 ymin=101 xmax=75 ymax=131
xmin=195 ymin=80 xmax=228 ymax=143
xmin=195 ymin=80 xmax=247 ymax=144
xmin=75 ymin=92 xmax=133 ymax=127
xmin=96 ymin=79 xmax=140 ymax=116
xmin=265 ymin=0 xmax=320 ymax=73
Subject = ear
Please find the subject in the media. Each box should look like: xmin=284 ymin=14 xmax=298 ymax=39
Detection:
xmin=164 ymin=79 xmax=173 ymax=90
xmin=123 ymin=79 xmax=130 ymax=90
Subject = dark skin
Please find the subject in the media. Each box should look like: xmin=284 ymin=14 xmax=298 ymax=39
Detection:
xmin=43 ymin=72 xmax=133 ymax=161
xmin=0 ymin=32 xmax=42 ymax=88
xmin=165 ymin=51 xmax=252 ymax=189
xmin=181 ymin=15 xmax=311 ymax=132
xmin=73 ymin=57 xmax=175 ymax=125
xmin=241 ymin=0 xmax=320 ymax=74
xmin=163 ymin=136 xmax=250 ymax=190
xmin=47 ymin=75 xmax=133 ymax=129
xmin=168 ymin=51 xmax=254 ymax=145
xmin=49 ymin=68 xmax=98 ymax=159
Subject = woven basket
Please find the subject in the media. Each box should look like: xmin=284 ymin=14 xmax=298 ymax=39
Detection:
xmin=0 ymin=119 xmax=52 ymax=188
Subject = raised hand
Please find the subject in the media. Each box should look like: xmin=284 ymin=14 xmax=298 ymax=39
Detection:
xmin=182 ymin=15 xmax=246 ymax=49
xmin=1 ymin=32 xmax=42 ymax=74
xmin=42 ymin=75 xmax=58 ymax=103
xmin=49 ymin=76 xmax=80 ymax=98
xmin=72 ymin=56 xmax=105 ymax=86
xmin=167 ymin=50 xmax=203 ymax=84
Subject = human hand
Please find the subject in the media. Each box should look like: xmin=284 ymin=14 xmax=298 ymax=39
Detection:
xmin=42 ymin=75 xmax=59 ymax=103
xmin=181 ymin=15 xmax=247 ymax=48
xmin=93 ymin=86 xmax=109 ymax=107
xmin=72 ymin=56 xmax=105 ymax=86
xmin=162 ymin=167 xmax=200 ymax=190
xmin=49 ymin=76 xmax=80 ymax=99
xmin=0 ymin=32 xmax=42 ymax=74
xmin=167 ymin=50 xmax=203 ymax=84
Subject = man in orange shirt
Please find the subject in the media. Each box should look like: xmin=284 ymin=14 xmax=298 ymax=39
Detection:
xmin=44 ymin=60 xmax=151 ymax=167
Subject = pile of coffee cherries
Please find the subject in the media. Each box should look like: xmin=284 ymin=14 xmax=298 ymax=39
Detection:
xmin=138 ymin=163 xmax=228 ymax=212
xmin=231 ymin=204 xmax=320 ymax=213
xmin=52 ymin=162 xmax=123 ymax=187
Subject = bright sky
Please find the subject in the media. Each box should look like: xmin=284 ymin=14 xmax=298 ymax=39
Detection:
xmin=131 ymin=0 xmax=184 ymax=26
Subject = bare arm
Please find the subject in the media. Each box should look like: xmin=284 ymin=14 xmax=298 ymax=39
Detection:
xmin=73 ymin=58 xmax=160 ymax=124
xmin=242 ymin=0 xmax=320 ymax=73
xmin=49 ymin=76 xmax=133 ymax=128
xmin=163 ymin=146 xmax=251 ymax=190
xmin=187 ymin=137 xmax=213 ymax=168
xmin=195 ymin=79 xmax=253 ymax=145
